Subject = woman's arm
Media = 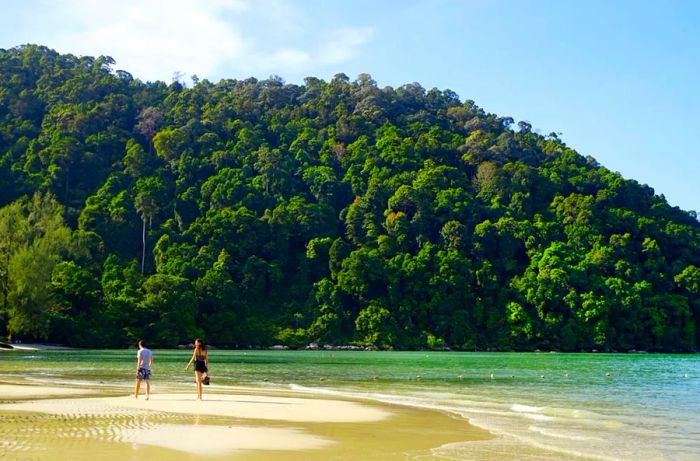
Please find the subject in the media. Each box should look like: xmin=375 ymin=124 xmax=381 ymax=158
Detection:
xmin=204 ymin=351 xmax=208 ymax=366
xmin=184 ymin=351 xmax=195 ymax=370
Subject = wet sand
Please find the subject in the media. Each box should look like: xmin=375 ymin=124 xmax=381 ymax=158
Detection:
xmin=0 ymin=384 xmax=490 ymax=460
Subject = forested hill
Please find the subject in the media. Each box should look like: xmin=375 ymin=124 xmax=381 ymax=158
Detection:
xmin=1 ymin=45 xmax=699 ymax=351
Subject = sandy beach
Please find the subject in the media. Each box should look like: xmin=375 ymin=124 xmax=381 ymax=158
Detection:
xmin=0 ymin=383 xmax=489 ymax=460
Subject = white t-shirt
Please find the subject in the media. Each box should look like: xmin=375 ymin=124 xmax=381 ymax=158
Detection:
xmin=137 ymin=348 xmax=152 ymax=370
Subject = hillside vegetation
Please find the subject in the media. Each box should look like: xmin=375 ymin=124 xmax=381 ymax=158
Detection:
xmin=1 ymin=45 xmax=699 ymax=350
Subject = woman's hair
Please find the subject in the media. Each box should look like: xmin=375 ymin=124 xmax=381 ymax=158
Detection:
xmin=194 ymin=338 xmax=206 ymax=350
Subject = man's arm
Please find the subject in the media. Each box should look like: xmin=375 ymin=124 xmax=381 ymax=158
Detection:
xmin=136 ymin=351 xmax=143 ymax=370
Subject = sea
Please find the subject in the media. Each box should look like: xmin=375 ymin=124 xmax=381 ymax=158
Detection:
xmin=1 ymin=349 xmax=698 ymax=460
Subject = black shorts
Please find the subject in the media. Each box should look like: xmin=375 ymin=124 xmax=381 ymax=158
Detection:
xmin=194 ymin=361 xmax=207 ymax=373
xmin=136 ymin=368 xmax=151 ymax=381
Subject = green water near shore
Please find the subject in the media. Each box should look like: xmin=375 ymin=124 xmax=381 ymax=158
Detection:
xmin=1 ymin=350 xmax=699 ymax=460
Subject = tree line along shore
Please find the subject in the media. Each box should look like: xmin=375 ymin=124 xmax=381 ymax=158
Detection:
xmin=0 ymin=341 xmax=664 ymax=353
xmin=0 ymin=45 xmax=699 ymax=352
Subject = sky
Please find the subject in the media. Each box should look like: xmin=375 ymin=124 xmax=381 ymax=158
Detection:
xmin=1 ymin=0 xmax=699 ymax=213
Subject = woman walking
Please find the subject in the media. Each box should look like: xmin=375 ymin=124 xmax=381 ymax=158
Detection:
xmin=185 ymin=338 xmax=208 ymax=400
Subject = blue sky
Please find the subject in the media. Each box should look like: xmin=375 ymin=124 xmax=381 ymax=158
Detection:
xmin=1 ymin=0 xmax=699 ymax=213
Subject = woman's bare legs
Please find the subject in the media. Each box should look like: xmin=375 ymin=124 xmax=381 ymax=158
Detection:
xmin=194 ymin=371 xmax=203 ymax=400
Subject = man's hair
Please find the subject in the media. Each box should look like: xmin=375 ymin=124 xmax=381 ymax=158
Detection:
xmin=138 ymin=340 xmax=145 ymax=348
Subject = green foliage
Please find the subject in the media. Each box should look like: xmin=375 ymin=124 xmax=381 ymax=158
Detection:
xmin=1 ymin=45 xmax=699 ymax=350
xmin=0 ymin=192 xmax=72 ymax=339
xmin=137 ymin=274 xmax=201 ymax=346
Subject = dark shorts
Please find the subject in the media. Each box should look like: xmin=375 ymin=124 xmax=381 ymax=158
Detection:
xmin=136 ymin=368 xmax=151 ymax=381
xmin=194 ymin=361 xmax=208 ymax=373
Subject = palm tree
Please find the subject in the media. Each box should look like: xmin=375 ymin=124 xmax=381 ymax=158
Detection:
xmin=135 ymin=192 xmax=158 ymax=274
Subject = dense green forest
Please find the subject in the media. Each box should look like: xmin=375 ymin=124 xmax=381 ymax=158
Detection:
xmin=1 ymin=45 xmax=699 ymax=351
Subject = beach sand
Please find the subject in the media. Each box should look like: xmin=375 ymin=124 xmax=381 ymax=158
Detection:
xmin=116 ymin=424 xmax=333 ymax=456
xmin=0 ymin=384 xmax=490 ymax=460
xmin=1 ymin=392 xmax=391 ymax=422
xmin=0 ymin=383 xmax=95 ymax=398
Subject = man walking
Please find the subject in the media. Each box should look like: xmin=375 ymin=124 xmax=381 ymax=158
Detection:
xmin=134 ymin=340 xmax=153 ymax=400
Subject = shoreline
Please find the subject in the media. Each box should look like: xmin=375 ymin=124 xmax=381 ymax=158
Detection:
xmin=2 ymin=343 xmax=696 ymax=354
xmin=0 ymin=343 xmax=73 ymax=351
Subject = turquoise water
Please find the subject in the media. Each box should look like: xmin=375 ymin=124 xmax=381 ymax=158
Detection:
xmin=1 ymin=350 xmax=699 ymax=460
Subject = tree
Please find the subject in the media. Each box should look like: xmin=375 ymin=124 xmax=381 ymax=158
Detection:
xmin=0 ymin=202 xmax=29 ymax=322
xmin=137 ymin=274 xmax=201 ymax=346
xmin=7 ymin=244 xmax=55 ymax=338
xmin=1 ymin=192 xmax=71 ymax=340
xmin=133 ymin=175 xmax=166 ymax=273
xmin=135 ymin=107 xmax=163 ymax=150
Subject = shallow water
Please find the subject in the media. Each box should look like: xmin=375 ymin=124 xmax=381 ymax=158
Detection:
xmin=1 ymin=350 xmax=699 ymax=460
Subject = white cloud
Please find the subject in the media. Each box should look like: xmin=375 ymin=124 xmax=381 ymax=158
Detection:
xmin=44 ymin=0 xmax=373 ymax=82
xmin=318 ymin=27 xmax=375 ymax=66
xmin=54 ymin=0 xmax=245 ymax=82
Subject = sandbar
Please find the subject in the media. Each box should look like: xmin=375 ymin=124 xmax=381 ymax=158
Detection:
xmin=1 ymin=392 xmax=390 ymax=422
xmin=117 ymin=423 xmax=332 ymax=455
xmin=0 ymin=386 xmax=490 ymax=460
xmin=0 ymin=383 xmax=95 ymax=398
